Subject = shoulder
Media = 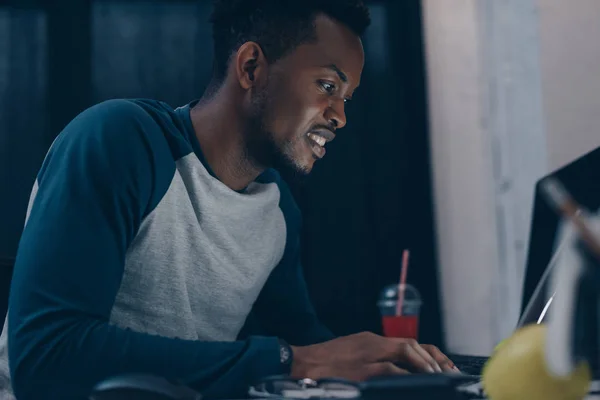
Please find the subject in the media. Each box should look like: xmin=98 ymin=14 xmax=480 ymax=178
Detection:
xmin=75 ymin=98 xmax=163 ymax=124
xmin=51 ymin=99 xmax=170 ymax=153
xmin=257 ymin=169 xmax=301 ymax=231
xmin=51 ymin=98 xmax=179 ymax=162
xmin=40 ymin=99 xmax=177 ymax=212
xmin=68 ymin=98 xmax=173 ymax=139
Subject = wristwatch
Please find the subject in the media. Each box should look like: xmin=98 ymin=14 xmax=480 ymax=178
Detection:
xmin=278 ymin=339 xmax=293 ymax=371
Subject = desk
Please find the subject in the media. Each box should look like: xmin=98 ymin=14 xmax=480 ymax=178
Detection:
xmin=459 ymin=379 xmax=600 ymax=399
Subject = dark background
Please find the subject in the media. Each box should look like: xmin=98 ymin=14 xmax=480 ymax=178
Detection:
xmin=0 ymin=0 xmax=445 ymax=348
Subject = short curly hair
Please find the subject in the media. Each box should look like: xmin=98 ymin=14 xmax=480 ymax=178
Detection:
xmin=210 ymin=0 xmax=370 ymax=83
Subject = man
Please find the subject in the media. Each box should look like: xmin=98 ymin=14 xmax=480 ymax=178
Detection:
xmin=0 ymin=0 xmax=456 ymax=398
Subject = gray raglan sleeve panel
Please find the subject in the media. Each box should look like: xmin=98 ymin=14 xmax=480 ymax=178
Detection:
xmin=8 ymin=99 xmax=284 ymax=400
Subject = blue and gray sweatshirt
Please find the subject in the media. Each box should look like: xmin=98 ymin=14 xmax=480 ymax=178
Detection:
xmin=0 ymin=99 xmax=334 ymax=399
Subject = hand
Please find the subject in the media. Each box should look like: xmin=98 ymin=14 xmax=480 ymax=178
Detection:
xmin=420 ymin=344 xmax=460 ymax=373
xmin=290 ymin=332 xmax=458 ymax=381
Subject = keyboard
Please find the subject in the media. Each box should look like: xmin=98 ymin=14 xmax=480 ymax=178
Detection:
xmin=448 ymin=354 xmax=488 ymax=376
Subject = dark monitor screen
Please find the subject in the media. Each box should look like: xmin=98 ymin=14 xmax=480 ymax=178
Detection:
xmin=521 ymin=146 xmax=600 ymax=315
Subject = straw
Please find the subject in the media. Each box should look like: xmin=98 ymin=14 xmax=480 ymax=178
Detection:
xmin=395 ymin=249 xmax=410 ymax=316
xmin=541 ymin=177 xmax=600 ymax=260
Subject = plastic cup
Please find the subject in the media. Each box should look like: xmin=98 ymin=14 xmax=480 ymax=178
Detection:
xmin=377 ymin=283 xmax=422 ymax=339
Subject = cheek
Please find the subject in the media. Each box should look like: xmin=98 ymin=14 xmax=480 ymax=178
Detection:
xmin=266 ymin=86 xmax=327 ymax=135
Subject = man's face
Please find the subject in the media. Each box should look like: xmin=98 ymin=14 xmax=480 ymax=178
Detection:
xmin=247 ymin=14 xmax=365 ymax=175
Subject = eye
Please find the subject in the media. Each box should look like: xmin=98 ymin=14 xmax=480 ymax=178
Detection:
xmin=319 ymin=80 xmax=336 ymax=94
xmin=344 ymin=98 xmax=352 ymax=104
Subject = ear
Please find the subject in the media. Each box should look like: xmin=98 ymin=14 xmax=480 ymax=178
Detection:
xmin=235 ymin=42 xmax=267 ymax=90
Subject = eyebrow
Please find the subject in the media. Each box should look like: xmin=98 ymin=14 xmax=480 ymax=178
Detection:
xmin=323 ymin=64 xmax=348 ymax=83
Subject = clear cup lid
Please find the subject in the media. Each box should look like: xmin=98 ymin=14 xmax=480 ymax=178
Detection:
xmin=378 ymin=283 xmax=422 ymax=306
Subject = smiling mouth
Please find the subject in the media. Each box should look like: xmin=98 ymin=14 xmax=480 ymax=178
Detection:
xmin=307 ymin=132 xmax=328 ymax=159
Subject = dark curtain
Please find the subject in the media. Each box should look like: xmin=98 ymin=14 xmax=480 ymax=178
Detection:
xmin=0 ymin=5 xmax=48 ymax=259
xmin=0 ymin=0 xmax=445 ymax=349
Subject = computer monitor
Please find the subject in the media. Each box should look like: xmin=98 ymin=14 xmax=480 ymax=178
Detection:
xmin=521 ymin=146 xmax=600 ymax=316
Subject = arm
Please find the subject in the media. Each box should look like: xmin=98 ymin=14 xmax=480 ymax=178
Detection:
xmin=8 ymin=100 xmax=284 ymax=400
xmin=251 ymin=174 xmax=335 ymax=346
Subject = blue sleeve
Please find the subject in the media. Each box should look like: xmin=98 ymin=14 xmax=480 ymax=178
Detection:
xmin=252 ymin=174 xmax=335 ymax=346
xmin=8 ymin=100 xmax=285 ymax=400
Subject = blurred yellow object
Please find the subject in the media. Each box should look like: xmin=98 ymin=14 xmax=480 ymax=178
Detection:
xmin=493 ymin=338 xmax=506 ymax=353
xmin=482 ymin=324 xmax=591 ymax=400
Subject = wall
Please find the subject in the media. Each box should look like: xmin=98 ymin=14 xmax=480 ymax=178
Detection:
xmin=538 ymin=0 xmax=600 ymax=171
xmin=422 ymin=0 xmax=547 ymax=355
xmin=421 ymin=0 xmax=497 ymax=355
xmin=424 ymin=0 xmax=600 ymax=354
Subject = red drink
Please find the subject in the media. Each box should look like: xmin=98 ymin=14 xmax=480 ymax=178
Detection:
xmin=382 ymin=315 xmax=419 ymax=339
xmin=378 ymin=283 xmax=421 ymax=339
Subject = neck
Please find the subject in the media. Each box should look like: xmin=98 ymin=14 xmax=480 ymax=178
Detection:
xmin=189 ymin=88 xmax=264 ymax=191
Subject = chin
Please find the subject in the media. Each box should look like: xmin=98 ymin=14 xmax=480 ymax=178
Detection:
xmin=291 ymin=159 xmax=314 ymax=175
xmin=294 ymin=152 xmax=318 ymax=174
xmin=270 ymin=141 xmax=315 ymax=178
xmin=275 ymin=155 xmax=313 ymax=178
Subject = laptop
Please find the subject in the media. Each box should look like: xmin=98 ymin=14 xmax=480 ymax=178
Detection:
xmin=448 ymin=224 xmax=569 ymax=376
xmin=448 ymin=146 xmax=600 ymax=377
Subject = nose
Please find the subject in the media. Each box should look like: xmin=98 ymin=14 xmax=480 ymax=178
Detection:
xmin=325 ymin=99 xmax=347 ymax=130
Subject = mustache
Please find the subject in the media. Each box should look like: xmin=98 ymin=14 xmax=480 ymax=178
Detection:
xmin=309 ymin=123 xmax=336 ymax=134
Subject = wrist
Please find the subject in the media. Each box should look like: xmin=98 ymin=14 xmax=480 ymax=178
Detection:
xmin=289 ymin=345 xmax=308 ymax=378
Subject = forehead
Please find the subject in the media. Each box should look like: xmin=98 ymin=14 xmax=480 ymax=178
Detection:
xmin=282 ymin=14 xmax=365 ymax=87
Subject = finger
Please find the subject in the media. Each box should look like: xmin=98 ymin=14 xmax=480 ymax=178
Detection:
xmin=363 ymin=362 xmax=409 ymax=379
xmin=411 ymin=343 xmax=442 ymax=373
xmin=422 ymin=345 xmax=460 ymax=372
xmin=386 ymin=338 xmax=439 ymax=373
xmin=421 ymin=344 xmax=455 ymax=372
xmin=437 ymin=359 xmax=457 ymax=372
xmin=396 ymin=341 xmax=436 ymax=373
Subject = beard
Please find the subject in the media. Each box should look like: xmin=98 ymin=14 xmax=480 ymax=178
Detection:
xmin=244 ymin=82 xmax=311 ymax=184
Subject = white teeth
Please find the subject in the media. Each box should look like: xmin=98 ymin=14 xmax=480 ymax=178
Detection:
xmin=308 ymin=133 xmax=326 ymax=146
